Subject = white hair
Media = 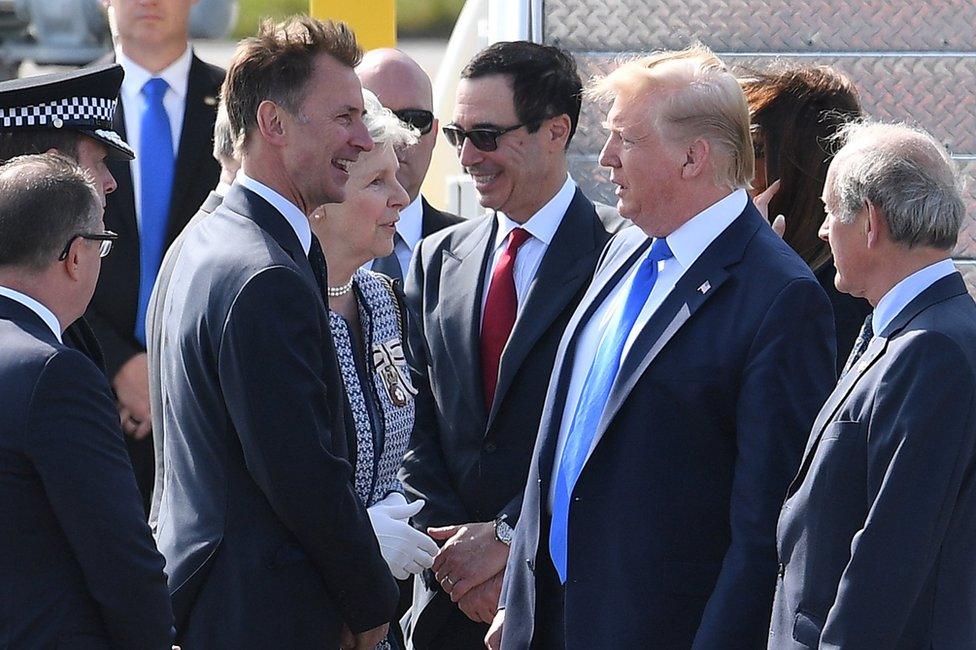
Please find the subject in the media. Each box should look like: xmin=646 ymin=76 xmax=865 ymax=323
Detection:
xmin=362 ymin=88 xmax=419 ymax=151
xmin=831 ymin=120 xmax=965 ymax=249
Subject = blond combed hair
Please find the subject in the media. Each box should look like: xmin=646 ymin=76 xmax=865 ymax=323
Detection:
xmin=586 ymin=44 xmax=754 ymax=191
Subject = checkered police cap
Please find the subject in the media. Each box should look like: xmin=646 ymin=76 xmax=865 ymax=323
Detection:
xmin=0 ymin=63 xmax=133 ymax=161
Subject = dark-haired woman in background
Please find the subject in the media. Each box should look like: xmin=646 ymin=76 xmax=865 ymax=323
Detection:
xmin=742 ymin=64 xmax=872 ymax=373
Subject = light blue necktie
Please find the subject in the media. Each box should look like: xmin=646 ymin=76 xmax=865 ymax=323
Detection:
xmin=135 ymin=77 xmax=174 ymax=346
xmin=549 ymin=237 xmax=673 ymax=583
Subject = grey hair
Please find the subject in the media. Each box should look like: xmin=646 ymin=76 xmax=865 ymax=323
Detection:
xmin=831 ymin=120 xmax=965 ymax=249
xmin=362 ymin=87 xmax=419 ymax=151
xmin=212 ymin=99 xmax=237 ymax=164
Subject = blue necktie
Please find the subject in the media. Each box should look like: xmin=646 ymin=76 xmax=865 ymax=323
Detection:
xmin=135 ymin=77 xmax=174 ymax=346
xmin=549 ymin=237 xmax=673 ymax=583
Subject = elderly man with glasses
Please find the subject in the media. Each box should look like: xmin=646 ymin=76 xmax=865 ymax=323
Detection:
xmin=0 ymin=153 xmax=174 ymax=648
xmin=398 ymin=40 xmax=623 ymax=650
xmin=357 ymin=48 xmax=463 ymax=281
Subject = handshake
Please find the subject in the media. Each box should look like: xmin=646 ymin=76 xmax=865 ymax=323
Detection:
xmin=367 ymin=493 xmax=438 ymax=580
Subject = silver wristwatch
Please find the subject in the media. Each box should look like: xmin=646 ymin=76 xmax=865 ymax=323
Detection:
xmin=494 ymin=515 xmax=514 ymax=546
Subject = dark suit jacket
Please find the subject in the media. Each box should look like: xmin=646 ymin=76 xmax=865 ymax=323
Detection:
xmin=769 ymin=272 xmax=976 ymax=649
xmin=400 ymin=188 xmax=622 ymax=647
xmin=420 ymin=196 xmax=464 ymax=237
xmin=86 ymin=52 xmax=224 ymax=377
xmin=500 ymin=203 xmax=836 ymax=649
xmin=0 ymin=296 xmax=173 ymax=648
xmin=153 ymin=183 xmax=397 ymax=648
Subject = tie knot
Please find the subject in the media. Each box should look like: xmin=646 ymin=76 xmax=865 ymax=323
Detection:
xmin=507 ymin=227 xmax=532 ymax=251
xmin=648 ymin=237 xmax=673 ymax=263
xmin=142 ymin=77 xmax=168 ymax=101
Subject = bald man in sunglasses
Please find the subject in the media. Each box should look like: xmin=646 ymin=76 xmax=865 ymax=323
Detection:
xmin=399 ymin=41 xmax=624 ymax=650
xmin=357 ymin=49 xmax=463 ymax=281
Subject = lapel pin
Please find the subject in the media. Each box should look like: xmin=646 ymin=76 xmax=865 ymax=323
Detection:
xmin=204 ymin=96 xmax=218 ymax=106
xmin=698 ymin=280 xmax=711 ymax=294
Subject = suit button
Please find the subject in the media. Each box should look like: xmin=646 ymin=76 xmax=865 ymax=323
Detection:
xmin=777 ymin=563 xmax=786 ymax=578
xmin=572 ymin=496 xmax=581 ymax=502
xmin=484 ymin=442 xmax=497 ymax=453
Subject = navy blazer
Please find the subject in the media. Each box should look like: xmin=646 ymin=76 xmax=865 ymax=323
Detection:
xmin=770 ymin=272 xmax=976 ymax=649
xmin=400 ymin=189 xmax=622 ymax=647
xmin=500 ymin=203 xmax=836 ymax=649
xmin=152 ymin=183 xmax=398 ymax=648
xmin=0 ymin=296 xmax=173 ymax=648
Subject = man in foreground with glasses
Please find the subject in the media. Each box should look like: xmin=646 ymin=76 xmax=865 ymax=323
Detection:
xmin=0 ymin=153 xmax=174 ymax=648
xmin=400 ymin=41 xmax=622 ymax=649
xmin=358 ymin=48 xmax=462 ymax=281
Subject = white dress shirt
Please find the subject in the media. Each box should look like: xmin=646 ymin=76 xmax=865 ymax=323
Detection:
xmin=369 ymin=194 xmax=424 ymax=277
xmin=480 ymin=175 xmax=576 ymax=328
xmin=0 ymin=285 xmax=62 ymax=342
xmin=872 ymin=258 xmax=956 ymax=336
xmin=549 ymin=189 xmax=747 ymax=507
xmin=117 ymin=44 xmax=192 ymax=229
xmin=237 ymin=171 xmax=312 ymax=256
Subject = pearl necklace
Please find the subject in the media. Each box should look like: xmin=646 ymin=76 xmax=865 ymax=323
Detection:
xmin=327 ymin=278 xmax=354 ymax=297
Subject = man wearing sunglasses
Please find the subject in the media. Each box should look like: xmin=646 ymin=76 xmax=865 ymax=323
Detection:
xmin=400 ymin=41 xmax=623 ymax=649
xmin=358 ymin=48 xmax=463 ymax=281
xmin=0 ymin=153 xmax=174 ymax=648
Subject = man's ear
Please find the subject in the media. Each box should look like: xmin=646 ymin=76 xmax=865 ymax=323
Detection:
xmin=256 ymin=100 xmax=287 ymax=145
xmin=864 ymin=200 xmax=887 ymax=249
xmin=546 ymin=114 xmax=571 ymax=151
xmin=680 ymin=138 xmax=710 ymax=179
xmin=63 ymin=239 xmax=85 ymax=282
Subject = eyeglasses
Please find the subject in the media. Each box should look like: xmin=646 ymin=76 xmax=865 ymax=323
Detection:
xmin=393 ymin=108 xmax=435 ymax=136
xmin=58 ymin=230 xmax=118 ymax=261
xmin=441 ymin=122 xmax=528 ymax=152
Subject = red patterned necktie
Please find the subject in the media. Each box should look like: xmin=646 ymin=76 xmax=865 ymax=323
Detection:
xmin=480 ymin=227 xmax=532 ymax=409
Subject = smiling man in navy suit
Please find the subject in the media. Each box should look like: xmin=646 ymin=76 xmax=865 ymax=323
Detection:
xmin=768 ymin=121 xmax=976 ymax=649
xmin=488 ymin=45 xmax=836 ymax=649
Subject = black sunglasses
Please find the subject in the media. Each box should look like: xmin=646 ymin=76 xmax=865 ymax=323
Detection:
xmin=441 ymin=122 xmax=528 ymax=152
xmin=393 ymin=109 xmax=435 ymax=135
xmin=58 ymin=230 xmax=118 ymax=261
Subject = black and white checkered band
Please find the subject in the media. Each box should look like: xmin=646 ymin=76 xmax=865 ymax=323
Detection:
xmin=0 ymin=96 xmax=116 ymax=129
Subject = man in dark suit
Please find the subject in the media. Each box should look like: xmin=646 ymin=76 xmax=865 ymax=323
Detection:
xmin=152 ymin=17 xmax=397 ymax=648
xmin=0 ymin=154 xmax=173 ymax=648
xmin=768 ymin=122 xmax=976 ymax=648
xmin=0 ymin=63 xmax=135 ymax=374
xmin=400 ymin=41 xmax=622 ymax=649
xmin=88 ymin=0 xmax=225 ymax=509
xmin=488 ymin=46 xmax=836 ymax=649
xmin=357 ymin=48 xmax=463 ymax=280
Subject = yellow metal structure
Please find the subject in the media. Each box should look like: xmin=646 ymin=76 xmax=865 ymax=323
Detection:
xmin=308 ymin=0 xmax=396 ymax=51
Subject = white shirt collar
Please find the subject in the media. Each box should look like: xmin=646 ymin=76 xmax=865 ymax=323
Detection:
xmin=0 ymin=285 xmax=62 ymax=342
xmin=665 ymin=189 xmax=747 ymax=271
xmin=236 ymin=170 xmax=312 ymax=255
xmin=872 ymin=258 xmax=956 ymax=335
xmin=397 ymin=195 xmax=424 ymax=251
xmin=117 ymin=44 xmax=192 ymax=102
xmin=494 ymin=175 xmax=576 ymax=250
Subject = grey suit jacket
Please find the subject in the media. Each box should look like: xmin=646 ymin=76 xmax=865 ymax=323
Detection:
xmin=769 ymin=271 xmax=976 ymax=649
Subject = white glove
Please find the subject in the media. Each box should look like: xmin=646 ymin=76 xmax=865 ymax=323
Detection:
xmin=367 ymin=495 xmax=439 ymax=580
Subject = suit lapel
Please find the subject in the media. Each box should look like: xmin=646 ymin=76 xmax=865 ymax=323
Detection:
xmin=488 ymin=191 xmax=601 ymax=425
xmin=107 ymin=99 xmax=139 ymax=253
xmin=437 ymin=216 xmax=496 ymax=421
xmin=167 ymin=55 xmax=220 ymax=243
xmin=590 ymin=206 xmax=761 ymax=458
xmin=788 ymin=271 xmax=969 ymax=495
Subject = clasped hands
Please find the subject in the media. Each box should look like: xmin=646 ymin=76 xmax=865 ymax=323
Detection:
xmin=367 ymin=493 xmax=438 ymax=580
xmin=428 ymin=521 xmax=509 ymax=624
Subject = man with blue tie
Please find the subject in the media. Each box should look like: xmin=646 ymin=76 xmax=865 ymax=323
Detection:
xmin=768 ymin=122 xmax=976 ymax=649
xmin=88 ymin=0 xmax=224 ymax=510
xmin=488 ymin=45 xmax=836 ymax=649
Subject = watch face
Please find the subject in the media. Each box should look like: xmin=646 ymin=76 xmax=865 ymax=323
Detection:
xmin=497 ymin=521 xmax=514 ymax=544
